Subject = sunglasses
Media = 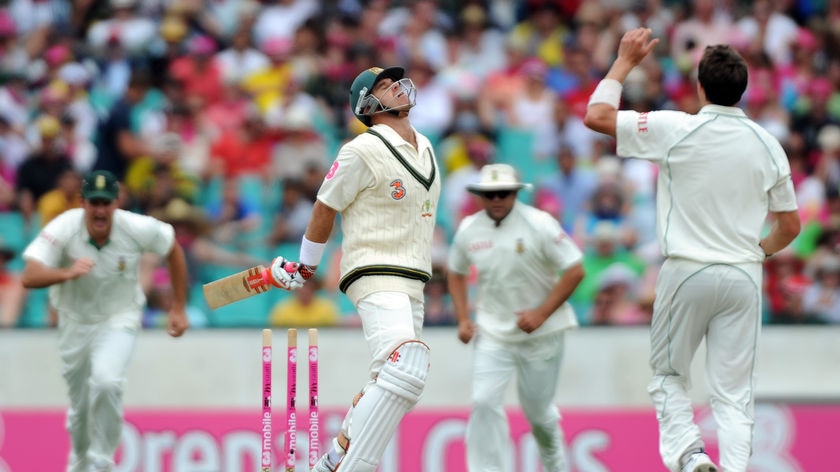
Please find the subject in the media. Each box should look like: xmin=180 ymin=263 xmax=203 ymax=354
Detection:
xmin=480 ymin=190 xmax=514 ymax=200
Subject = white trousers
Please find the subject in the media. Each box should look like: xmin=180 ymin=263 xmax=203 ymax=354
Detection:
xmin=648 ymin=259 xmax=761 ymax=472
xmin=466 ymin=332 xmax=568 ymax=472
xmin=357 ymin=291 xmax=424 ymax=376
xmin=332 ymin=291 xmax=424 ymax=470
xmin=58 ymin=312 xmax=140 ymax=472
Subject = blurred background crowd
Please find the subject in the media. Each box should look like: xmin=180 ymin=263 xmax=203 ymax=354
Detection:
xmin=2 ymin=0 xmax=840 ymax=329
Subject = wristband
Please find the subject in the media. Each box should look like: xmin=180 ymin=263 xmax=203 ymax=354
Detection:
xmin=299 ymin=236 xmax=327 ymax=267
xmin=588 ymin=79 xmax=623 ymax=109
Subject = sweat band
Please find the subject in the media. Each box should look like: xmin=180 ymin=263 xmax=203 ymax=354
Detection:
xmin=299 ymin=236 xmax=327 ymax=267
xmin=588 ymin=78 xmax=623 ymax=109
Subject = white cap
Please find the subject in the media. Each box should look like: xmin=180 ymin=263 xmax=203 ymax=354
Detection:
xmin=466 ymin=164 xmax=532 ymax=194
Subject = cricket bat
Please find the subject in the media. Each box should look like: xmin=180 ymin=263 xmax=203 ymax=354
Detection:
xmin=203 ymin=265 xmax=271 ymax=309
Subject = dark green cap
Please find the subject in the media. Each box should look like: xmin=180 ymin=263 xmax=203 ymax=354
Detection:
xmin=349 ymin=66 xmax=404 ymax=126
xmin=82 ymin=170 xmax=119 ymax=202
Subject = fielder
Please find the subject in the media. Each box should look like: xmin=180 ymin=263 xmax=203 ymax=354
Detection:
xmin=265 ymin=66 xmax=441 ymax=472
xmin=448 ymin=163 xmax=584 ymax=472
xmin=21 ymin=170 xmax=189 ymax=472
xmin=584 ymin=29 xmax=801 ymax=472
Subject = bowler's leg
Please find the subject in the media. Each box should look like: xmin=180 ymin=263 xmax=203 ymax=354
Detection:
xmin=705 ymin=271 xmax=760 ymax=472
xmin=648 ymin=263 xmax=713 ymax=471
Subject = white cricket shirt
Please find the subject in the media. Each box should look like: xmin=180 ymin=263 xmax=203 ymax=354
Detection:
xmin=318 ymin=124 xmax=441 ymax=304
xmin=23 ymin=208 xmax=175 ymax=322
xmin=616 ymin=105 xmax=798 ymax=264
xmin=449 ymin=202 xmax=582 ymax=342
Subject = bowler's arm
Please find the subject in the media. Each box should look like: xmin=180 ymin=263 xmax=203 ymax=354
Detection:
xmin=583 ymin=58 xmax=635 ymax=137
xmin=584 ymin=28 xmax=659 ymax=137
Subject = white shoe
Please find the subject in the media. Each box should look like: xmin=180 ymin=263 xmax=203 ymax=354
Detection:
xmin=681 ymin=452 xmax=718 ymax=472
xmin=312 ymin=452 xmax=338 ymax=472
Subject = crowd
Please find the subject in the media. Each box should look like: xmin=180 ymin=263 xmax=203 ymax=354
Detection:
xmin=1 ymin=0 xmax=840 ymax=328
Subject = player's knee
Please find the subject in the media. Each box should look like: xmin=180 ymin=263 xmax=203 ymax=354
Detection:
xmin=471 ymin=393 xmax=500 ymax=413
xmin=376 ymin=341 xmax=430 ymax=404
xmin=88 ymin=373 xmax=124 ymax=396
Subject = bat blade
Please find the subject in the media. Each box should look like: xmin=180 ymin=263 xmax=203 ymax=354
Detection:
xmin=203 ymin=264 xmax=271 ymax=309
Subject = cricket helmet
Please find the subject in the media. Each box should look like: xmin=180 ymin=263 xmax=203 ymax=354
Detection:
xmin=349 ymin=66 xmax=407 ymax=126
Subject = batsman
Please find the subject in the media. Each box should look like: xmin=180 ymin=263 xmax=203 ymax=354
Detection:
xmin=265 ymin=65 xmax=441 ymax=471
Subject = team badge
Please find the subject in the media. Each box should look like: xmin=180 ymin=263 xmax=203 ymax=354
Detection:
xmin=516 ymin=238 xmax=525 ymax=254
xmin=420 ymin=199 xmax=433 ymax=217
xmin=118 ymin=256 xmax=126 ymax=271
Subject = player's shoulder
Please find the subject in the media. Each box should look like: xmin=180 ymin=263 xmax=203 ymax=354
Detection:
xmin=525 ymin=205 xmax=562 ymax=233
xmin=516 ymin=202 xmax=555 ymax=223
xmin=343 ymin=129 xmax=383 ymax=150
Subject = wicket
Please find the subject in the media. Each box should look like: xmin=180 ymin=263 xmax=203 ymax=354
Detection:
xmin=261 ymin=328 xmax=319 ymax=472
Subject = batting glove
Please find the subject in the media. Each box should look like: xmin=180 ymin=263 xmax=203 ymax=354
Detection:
xmin=264 ymin=256 xmax=316 ymax=291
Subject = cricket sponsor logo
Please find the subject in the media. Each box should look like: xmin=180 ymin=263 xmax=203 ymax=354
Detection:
xmin=637 ymin=112 xmax=649 ymax=133
xmin=245 ymin=267 xmax=268 ymax=293
xmin=286 ymin=411 xmax=297 ymax=463
xmin=0 ymin=405 xmax=819 ymax=471
xmin=308 ymin=411 xmax=320 ymax=465
xmin=325 ymin=161 xmax=339 ymax=180
xmin=261 ymin=411 xmax=272 ymax=466
xmin=468 ymin=240 xmax=493 ymax=252
xmin=390 ymin=179 xmax=406 ymax=200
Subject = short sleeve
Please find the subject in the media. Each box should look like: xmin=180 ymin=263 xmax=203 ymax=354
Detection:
xmin=768 ymin=175 xmax=798 ymax=212
xmin=537 ymin=213 xmax=583 ymax=270
xmin=616 ymin=109 xmax=688 ymax=162
xmin=316 ymin=147 xmax=375 ymax=213
xmin=22 ymin=210 xmax=77 ymax=267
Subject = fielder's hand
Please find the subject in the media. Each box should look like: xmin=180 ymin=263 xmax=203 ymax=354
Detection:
xmin=167 ymin=308 xmax=189 ymax=337
xmin=516 ymin=309 xmax=548 ymax=333
xmin=264 ymin=256 xmax=316 ymax=291
xmin=457 ymin=319 xmax=476 ymax=344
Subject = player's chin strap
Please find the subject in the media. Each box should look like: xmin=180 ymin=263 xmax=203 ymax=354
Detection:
xmin=336 ymin=340 xmax=430 ymax=472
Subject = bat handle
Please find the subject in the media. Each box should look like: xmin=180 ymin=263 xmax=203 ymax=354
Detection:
xmin=261 ymin=267 xmax=278 ymax=288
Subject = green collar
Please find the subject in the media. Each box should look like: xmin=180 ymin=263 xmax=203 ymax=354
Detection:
xmin=87 ymin=237 xmax=110 ymax=250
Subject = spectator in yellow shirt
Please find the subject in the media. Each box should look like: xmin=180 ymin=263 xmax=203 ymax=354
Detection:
xmin=38 ymin=168 xmax=82 ymax=225
xmin=269 ymin=277 xmax=340 ymax=327
xmin=241 ymin=38 xmax=294 ymax=114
